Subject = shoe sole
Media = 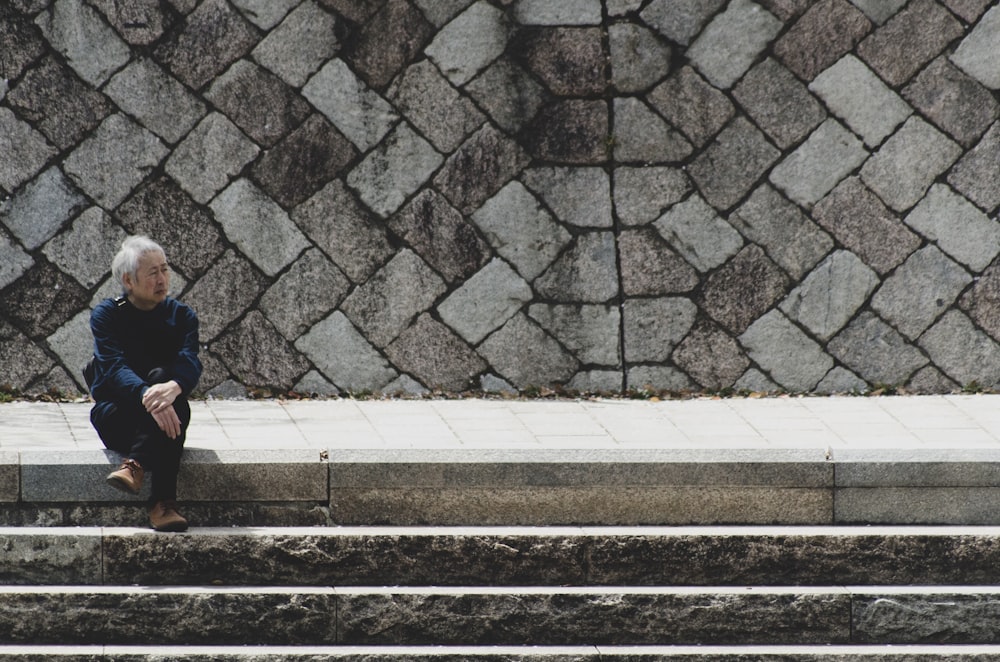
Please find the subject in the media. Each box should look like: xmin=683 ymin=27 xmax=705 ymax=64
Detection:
xmin=151 ymin=520 xmax=188 ymax=533
xmin=106 ymin=474 xmax=140 ymax=495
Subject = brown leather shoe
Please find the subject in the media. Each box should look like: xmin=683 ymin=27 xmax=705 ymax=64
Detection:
xmin=106 ymin=458 xmax=144 ymax=495
xmin=148 ymin=500 xmax=188 ymax=532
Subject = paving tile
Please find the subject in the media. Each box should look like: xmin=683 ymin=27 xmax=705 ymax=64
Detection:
xmin=769 ymin=118 xmax=868 ymax=207
xmin=733 ymin=57 xmax=826 ymax=150
xmin=812 ymin=177 xmax=920 ymax=275
xmin=686 ymin=0 xmax=782 ymax=89
xmin=860 ymin=116 xmax=962 ymax=213
xmin=903 ymin=57 xmax=998 ymax=148
xmin=809 ymin=55 xmax=911 ymax=148
xmin=773 ymin=0 xmax=872 ymax=81
xmin=436 ymin=124 xmax=530 ymax=214
xmin=856 ymin=0 xmax=964 ymax=87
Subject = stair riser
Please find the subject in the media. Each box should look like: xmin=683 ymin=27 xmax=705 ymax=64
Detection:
xmin=11 ymin=530 xmax=1000 ymax=587
xmin=4 ymin=590 xmax=1000 ymax=646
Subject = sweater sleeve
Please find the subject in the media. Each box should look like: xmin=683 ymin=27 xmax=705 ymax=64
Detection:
xmin=169 ymin=302 xmax=202 ymax=396
xmin=90 ymin=300 xmax=147 ymax=403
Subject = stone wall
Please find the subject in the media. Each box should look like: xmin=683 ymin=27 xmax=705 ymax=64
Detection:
xmin=1 ymin=0 xmax=999 ymax=398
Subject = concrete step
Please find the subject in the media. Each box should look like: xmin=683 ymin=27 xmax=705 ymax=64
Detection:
xmin=5 ymin=645 xmax=1000 ymax=660
xmin=12 ymin=447 xmax=1000 ymax=526
xmin=5 ymin=585 xmax=1000 ymax=646
xmin=7 ymin=525 xmax=1000 ymax=587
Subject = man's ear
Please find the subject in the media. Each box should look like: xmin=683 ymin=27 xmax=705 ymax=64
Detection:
xmin=122 ymin=273 xmax=133 ymax=292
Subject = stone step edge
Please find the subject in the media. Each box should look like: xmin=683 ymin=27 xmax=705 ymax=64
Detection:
xmin=6 ymin=645 xmax=1000 ymax=657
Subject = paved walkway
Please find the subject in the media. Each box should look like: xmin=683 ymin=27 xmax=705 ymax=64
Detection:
xmin=5 ymin=394 xmax=1000 ymax=454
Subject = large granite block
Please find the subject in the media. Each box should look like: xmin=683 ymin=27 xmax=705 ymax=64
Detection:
xmin=853 ymin=588 xmax=1000 ymax=644
xmin=686 ymin=0 xmax=782 ymax=89
xmin=0 ymin=528 xmax=101 ymax=584
xmin=773 ymin=0 xmax=871 ymax=81
xmin=0 ymin=451 xmax=18 ymax=502
xmin=904 ymin=56 xmax=998 ymax=147
xmin=733 ymin=57 xmax=825 ymax=150
xmin=836 ymin=488 xmax=1000 ymax=525
xmin=950 ymin=4 xmax=1000 ymax=89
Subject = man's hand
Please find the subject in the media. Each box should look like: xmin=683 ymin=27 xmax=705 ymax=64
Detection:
xmin=142 ymin=380 xmax=181 ymax=415
xmin=151 ymin=404 xmax=182 ymax=439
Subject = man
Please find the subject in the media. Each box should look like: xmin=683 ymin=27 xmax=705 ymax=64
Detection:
xmin=87 ymin=235 xmax=202 ymax=532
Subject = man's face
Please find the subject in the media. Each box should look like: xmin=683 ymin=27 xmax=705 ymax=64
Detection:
xmin=125 ymin=251 xmax=170 ymax=310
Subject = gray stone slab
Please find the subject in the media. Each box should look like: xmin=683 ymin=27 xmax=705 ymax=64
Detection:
xmin=950 ymin=4 xmax=1000 ymax=89
xmin=653 ymin=194 xmax=743 ymax=272
xmin=35 ymin=0 xmax=131 ymax=86
xmin=769 ymin=119 xmax=868 ymax=207
xmin=251 ymin=1 xmax=341 ymax=87
xmin=437 ymin=258 xmax=532 ymax=345
xmin=853 ymin=588 xmax=1000 ymax=644
xmin=739 ymin=310 xmax=834 ymax=392
xmin=0 ymin=451 xmax=18 ymax=502
xmin=613 ymin=97 xmax=692 ymax=163
xmin=836 ymin=488 xmax=1000 ymax=525
xmin=346 ymin=123 xmax=443 ymax=218
xmin=303 ymin=58 xmax=398 ymax=153
xmin=687 ymin=0 xmax=782 ymax=89
xmin=920 ymin=310 xmax=1000 ymax=389
xmin=0 ymin=166 xmax=86 ymax=251
xmin=948 ymin=121 xmax=1000 ymax=213
xmin=295 ymin=311 xmax=398 ymax=392
xmin=780 ymin=250 xmax=879 ymax=341
xmin=609 ymin=21 xmax=672 ymax=94
xmin=330 ymin=486 xmax=833 ymax=525
xmin=426 ymin=1 xmax=510 ymax=86
xmin=828 ymin=311 xmax=928 ymax=385
xmin=102 ymin=58 xmax=206 ymax=144
xmin=904 ymin=184 xmax=1000 ymax=271
xmin=0 ymin=528 xmax=101 ymax=585
xmin=165 ymin=112 xmax=260 ymax=204
xmin=640 ymin=0 xmax=725 ymax=46
xmin=337 ymin=587 xmax=850 ymax=644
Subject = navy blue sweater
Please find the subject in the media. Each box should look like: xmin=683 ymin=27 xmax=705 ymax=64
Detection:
xmin=89 ymin=296 xmax=202 ymax=404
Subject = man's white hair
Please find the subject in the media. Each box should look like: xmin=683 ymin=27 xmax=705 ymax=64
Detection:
xmin=111 ymin=235 xmax=166 ymax=289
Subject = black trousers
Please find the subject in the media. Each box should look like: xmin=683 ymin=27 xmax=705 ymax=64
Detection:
xmin=90 ymin=368 xmax=189 ymax=501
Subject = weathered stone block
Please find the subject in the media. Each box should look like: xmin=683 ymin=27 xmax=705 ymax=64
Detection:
xmin=0 ymin=320 xmax=53 ymax=389
xmin=251 ymin=1 xmax=340 ymax=87
xmin=904 ymin=57 xmax=998 ymax=148
xmin=471 ymin=181 xmax=571 ymax=281
xmin=815 ymin=367 xmax=868 ymax=394
xmin=513 ymin=0 xmax=601 ymax=24
xmin=535 ymin=232 xmax=619 ymax=303
xmin=673 ymin=319 xmax=749 ymax=390
xmin=920 ymin=310 xmax=1000 ymax=388
xmin=780 ymin=250 xmax=879 ymax=341
xmin=0 ymin=231 xmax=34 ymax=292
xmin=700 ymin=244 xmax=789 ymax=335
xmin=950 ymin=4 xmax=1000 ymax=89
xmin=871 ymin=245 xmax=972 ymax=340
xmin=739 ymin=310 xmax=833 ymax=392
xmin=770 ymin=119 xmax=868 ymax=207
xmin=437 ymin=258 xmax=533 ymax=345
xmin=687 ymin=0 xmax=782 ymax=89
xmin=609 ymin=21 xmax=671 ymax=94
xmin=103 ymin=58 xmax=206 ymax=144
xmin=296 ymin=311 xmax=397 ymax=391
xmin=522 ymin=167 xmax=612 ymax=229
xmin=529 ymin=304 xmax=621 ymax=366
xmin=0 ymin=166 xmax=86 ymax=251
xmin=623 ymin=298 xmax=697 ymax=363
xmin=424 ymin=0 xmax=505 ymax=86
xmin=251 ymin=114 xmax=356 ymax=208
xmin=478 ymin=314 xmax=579 ymax=388
xmin=773 ymin=0 xmax=871 ymax=81
xmin=655 ymin=194 xmax=744 ymax=273
xmin=728 ymin=184 xmax=833 ymax=280
xmin=465 ymin=57 xmax=544 ymax=133
xmin=828 ymin=312 xmax=928 ymax=386
xmin=0 ymin=261 xmax=87 ymax=338
xmin=733 ymin=57 xmax=825 ymax=150
xmin=385 ymin=313 xmax=487 ymax=391
xmin=0 ymin=11 xmax=44 ymax=82
xmin=948 ymin=121 xmax=1000 ymax=213
xmin=904 ymin=184 xmax=1000 ymax=272
xmin=614 ymin=167 xmax=691 ymax=227
xmin=6 ymin=56 xmax=112 ymax=150
xmin=640 ymin=0 xmax=725 ymax=46
xmin=341 ymin=249 xmax=446 ymax=347
xmin=292 ymin=180 xmax=394 ymax=284
xmin=388 ymin=189 xmax=491 ymax=283
xmin=849 ymin=0 xmax=907 ymax=23
xmin=618 ymin=228 xmax=699 ymax=296
xmin=165 ymin=112 xmax=260 ymax=205
xmin=942 ymin=0 xmax=992 ymax=22
xmin=35 ymin=0 xmax=131 ymax=86
xmin=116 ymin=176 xmax=226 ymax=280
xmin=812 ymin=177 xmax=920 ymax=275
xmin=153 ymin=0 xmax=259 ymax=90
xmin=387 ymin=59 xmax=485 ymax=153
xmin=209 ymin=178 xmax=310 ymax=277
xmin=43 ymin=207 xmax=127 ymax=288
xmin=857 ymin=0 xmax=964 ymax=87
xmin=303 ymin=58 xmax=398 ymax=153
xmin=689 ymin=116 xmax=780 ymax=211
xmin=961 ymin=262 xmax=1000 ymax=342
xmin=412 ymin=0 xmax=475 ymax=26
xmin=627 ymin=365 xmax=695 ymax=392
xmin=212 ymin=311 xmax=310 ymax=388
xmin=808 ymin=54 xmax=911 ymax=148
xmin=861 ymin=117 xmax=962 ymax=211
xmin=647 ymin=66 xmax=734 ymax=148
xmin=182 ymin=250 xmax=268 ymax=341
xmin=0 ymin=108 xmax=58 ymax=193
xmin=205 ymin=59 xmax=311 ymax=149
xmin=46 ymin=308 xmax=93 ymax=391
xmin=260 ymin=248 xmax=350 ymax=340
xmin=347 ymin=123 xmax=444 ymax=217
xmin=514 ymin=27 xmax=607 ymax=96
xmin=612 ymin=97 xmax=693 ymax=163
xmin=231 ymin=0 xmax=299 ymax=29
xmin=521 ymin=99 xmax=609 ymax=165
